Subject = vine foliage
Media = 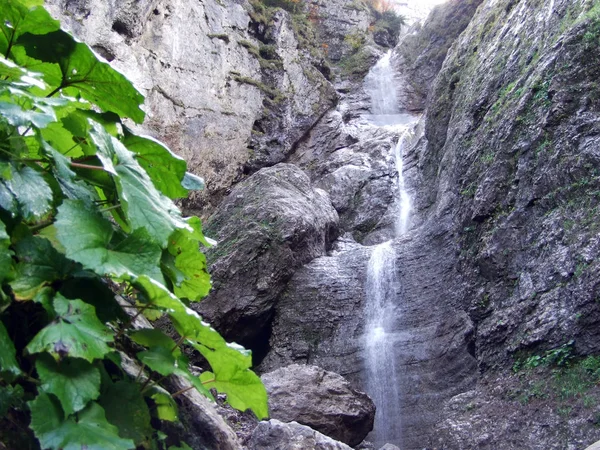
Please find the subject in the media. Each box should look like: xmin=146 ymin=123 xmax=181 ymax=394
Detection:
xmin=0 ymin=1 xmax=267 ymax=448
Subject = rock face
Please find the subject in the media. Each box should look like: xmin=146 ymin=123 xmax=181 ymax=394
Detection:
xmin=197 ymin=163 xmax=339 ymax=351
xmin=311 ymin=0 xmax=372 ymax=62
xmin=398 ymin=0 xmax=600 ymax=447
xmin=411 ymin=0 xmax=600 ymax=373
xmin=246 ymin=419 xmax=353 ymax=450
xmin=46 ymin=0 xmax=336 ymax=215
xmin=261 ymin=364 xmax=375 ymax=446
xmin=391 ymin=0 xmax=484 ymax=111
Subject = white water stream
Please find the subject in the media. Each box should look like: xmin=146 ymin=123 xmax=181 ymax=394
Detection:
xmin=363 ymin=50 xmax=415 ymax=448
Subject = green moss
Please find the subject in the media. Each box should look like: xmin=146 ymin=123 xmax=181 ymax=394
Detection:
xmin=207 ymin=33 xmax=230 ymax=43
xmin=231 ymin=74 xmax=286 ymax=105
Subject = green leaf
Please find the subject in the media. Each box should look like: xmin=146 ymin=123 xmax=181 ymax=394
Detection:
xmin=90 ymin=122 xmax=191 ymax=246
xmin=16 ymin=29 xmax=145 ymax=123
xmin=99 ymin=380 xmax=152 ymax=446
xmin=122 ymin=130 xmax=188 ymax=199
xmin=2 ymin=164 xmax=53 ymax=221
xmin=0 ymin=85 xmax=62 ymax=128
xmin=169 ymin=309 xmax=228 ymax=351
xmin=0 ymin=1 xmax=60 ymax=58
xmin=55 ymin=200 xmax=163 ymax=281
xmin=137 ymin=346 xmax=177 ymax=377
xmin=0 ymin=54 xmax=45 ymax=89
xmin=9 ymin=235 xmax=77 ymax=300
xmin=130 ymin=329 xmax=181 ymax=357
xmin=45 ymin=145 xmax=98 ymax=205
xmin=0 ymin=320 xmax=21 ymax=382
xmin=166 ymin=228 xmax=211 ymax=301
xmin=29 ymin=393 xmax=135 ymax=450
xmin=147 ymin=386 xmax=178 ymax=422
xmin=169 ymin=310 xmax=267 ymax=418
xmin=134 ymin=275 xmax=188 ymax=314
xmin=60 ymin=277 xmax=128 ymax=323
xmin=198 ymin=346 xmax=268 ymax=419
xmin=26 ymin=294 xmax=113 ymax=362
xmin=36 ymin=354 xmax=101 ymax=415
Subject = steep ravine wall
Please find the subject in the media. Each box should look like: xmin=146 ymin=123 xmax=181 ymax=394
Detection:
xmin=403 ymin=0 xmax=600 ymax=447
xmin=46 ymin=0 xmax=337 ymax=216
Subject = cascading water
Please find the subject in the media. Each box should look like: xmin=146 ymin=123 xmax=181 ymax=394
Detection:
xmin=362 ymin=50 xmax=415 ymax=448
xmin=364 ymin=242 xmax=402 ymax=447
xmin=364 ymin=51 xmax=399 ymax=116
xmin=394 ymin=131 xmax=413 ymax=236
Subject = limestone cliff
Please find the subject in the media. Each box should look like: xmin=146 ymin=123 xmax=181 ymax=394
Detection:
xmin=46 ymin=0 xmax=337 ymax=215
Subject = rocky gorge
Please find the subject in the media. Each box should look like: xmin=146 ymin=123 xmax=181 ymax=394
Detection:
xmin=45 ymin=0 xmax=600 ymax=449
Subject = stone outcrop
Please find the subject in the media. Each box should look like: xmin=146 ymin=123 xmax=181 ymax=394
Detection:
xmin=46 ymin=0 xmax=336 ymax=215
xmin=391 ymin=0 xmax=484 ymax=111
xmin=197 ymin=163 xmax=338 ymax=351
xmin=311 ymin=0 xmax=373 ymax=62
xmin=261 ymin=364 xmax=375 ymax=446
xmin=246 ymin=419 xmax=353 ymax=450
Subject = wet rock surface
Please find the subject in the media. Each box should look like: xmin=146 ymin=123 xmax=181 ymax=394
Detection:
xmin=261 ymin=364 xmax=375 ymax=446
xmin=245 ymin=419 xmax=353 ymax=450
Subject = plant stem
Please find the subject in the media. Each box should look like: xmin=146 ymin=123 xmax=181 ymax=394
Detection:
xmin=70 ymin=162 xmax=106 ymax=171
xmin=100 ymin=204 xmax=122 ymax=213
xmin=171 ymin=386 xmax=195 ymax=398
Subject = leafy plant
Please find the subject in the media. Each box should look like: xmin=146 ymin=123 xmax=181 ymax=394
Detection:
xmin=0 ymin=2 xmax=267 ymax=449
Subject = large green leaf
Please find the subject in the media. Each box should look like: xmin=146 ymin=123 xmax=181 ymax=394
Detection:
xmin=15 ymin=28 xmax=145 ymax=123
xmin=168 ymin=310 xmax=267 ymax=418
xmin=130 ymin=328 xmax=181 ymax=357
xmin=0 ymin=84 xmax=64 ymax=128
xmin=165 ymin=228 xmax=211 ymax=302
xmin=0 ymin=1 xmax=59 ymax=59
xmin=90 ymin=122 xmax=191 ymax=247
xmin=198 ymin=345 xmax=268 ymax=419
xmin=55 ymin=200 xmax=163 ymax=281
xmin=137 ymin=346 xmax=177 ymax=377
xmin=147 ymin=385 xmax=178 ymax=422
xmin=0 ymin=321 xmax=21 ymax=382
xmin=9 ymin=235 xmax=77 ymax=300
xmin=1 ymin=163 xmax=53 ymax=221
xmin=122 ymin=130 xmax=188 ymax=199
xmin=99 ymin=380 xmax=152 ymax=446
xmin=36 ymin=354 xmax=101 ymax=415
xmin=169 ymin=308 xmax=228 ymax=351
xmin=0 ymin=54 xmax=45 ymax=89
xmin=26 ymin=294 xmax=113 ymax=362
xmin=45 ymin=145 xmax=98 ymax=205
xmin=29 ymin=393 xmax=135 ymax=450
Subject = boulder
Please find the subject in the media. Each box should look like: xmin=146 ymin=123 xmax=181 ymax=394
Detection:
xmin=246 ymin=419 xmax=352 ymax=450
xmin=261 ymin=364 xmax=375 ymax=447
xmin=197 ymin=164 xmax=339 ymax=351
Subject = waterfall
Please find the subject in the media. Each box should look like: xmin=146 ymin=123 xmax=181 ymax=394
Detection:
xmin=364 ymin=242 xmax=402 ymax=447
xmin=363 ymin=52 xmax=415 ymax=448
xmin=394 ymin=131 xmax=412 ymax=236
xmin=363 ymin=50 xmax=415 ymax=127
xmin=364 ymin=51 xmax=399 ymax=116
